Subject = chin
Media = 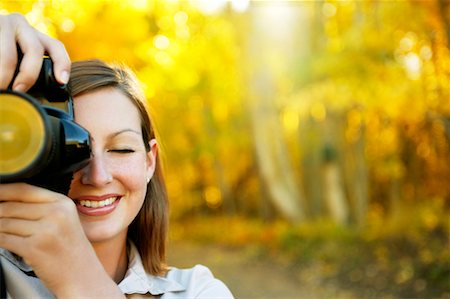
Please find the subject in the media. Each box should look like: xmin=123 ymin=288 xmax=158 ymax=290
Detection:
xmin=83 ymin=223 xmax=126 ymax=244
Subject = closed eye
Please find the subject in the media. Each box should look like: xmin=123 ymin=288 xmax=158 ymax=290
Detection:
xmin=109 ymin=149 xmax=135 ymax=154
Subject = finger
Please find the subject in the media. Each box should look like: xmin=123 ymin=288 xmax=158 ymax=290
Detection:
xmin=37 ymin=31 xmax=71 ymax=85
xmin=0 ymin=232 xmax=27 ymax=258
xmin=0 ymin=15 xmax=18 ymax=89
xmin=13 ymin=23 xmax=45 ymax=92
xmin=0 ymin=183 xmax=60 ymax=203
xmin=0 ymin=218 xmax=37 ymax=237
xmin=0 ymin=201 xmax=47 ymax=220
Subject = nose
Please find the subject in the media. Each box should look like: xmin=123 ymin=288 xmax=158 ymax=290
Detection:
xmin=80 ymin=153 xmax=112 ymax=186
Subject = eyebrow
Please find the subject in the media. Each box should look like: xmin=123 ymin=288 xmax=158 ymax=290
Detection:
xmin=108 ymin=129 xmax=141 ymax=139
xmin=89 ymin=129 xmax=141 ymax=143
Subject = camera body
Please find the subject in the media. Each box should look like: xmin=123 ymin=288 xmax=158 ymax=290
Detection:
xmin=0 ymin=56 xmax=91 ymax=194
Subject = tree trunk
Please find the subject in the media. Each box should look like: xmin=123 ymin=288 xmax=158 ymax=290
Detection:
xmin=301 ymin=117 xmax=324 ymax=219
xmin=248 ymin=72 xmax=305 ymax=222
xmin=321 ymin=115 xmax=350 ymax=226
xmin=323 ymin=161 xmax=349 ymax=225
xmin=354 ymin=134 xmax=369 ymax=226
xmin=243 ymin=2 xmax=308 ymax=222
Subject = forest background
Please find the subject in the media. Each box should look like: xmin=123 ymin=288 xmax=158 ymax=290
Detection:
xmin=2 ymin=0 xmax=449 ymax=298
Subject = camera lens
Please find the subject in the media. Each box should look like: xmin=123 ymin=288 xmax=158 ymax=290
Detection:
xmin=0 ymin=91 xmax=49 ymax=180
xmin=0 ymin=54 xmax=90 ymax=193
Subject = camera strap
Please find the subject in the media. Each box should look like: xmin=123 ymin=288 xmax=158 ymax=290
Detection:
xmin=0 ymin=259 xmax=6 ymax=299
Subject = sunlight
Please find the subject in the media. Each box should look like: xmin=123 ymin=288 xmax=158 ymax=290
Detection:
xmin=154 ymin=51 xmax=173 ymax=67
xmin=60 ymin=18 xmax=75 ymax=33
xmin=174 ymin=11 xmax=190 ymax=39
xmin=399 ymin=32 xmax=417 ymax=52
xmin=191 ymin=0 xmax=249 ymax=14
xmin=249 ymin=1 xmax=310 ymax=73
xmin=174 ymin=11 xmax=188 ymax=25
xmin=420 ymin=45 xmax=432 ymax=60
xmin=129 ymin=0 xmax=149 ymax=11
xmin=191 ymin=0 xmax=227 ymax=15
xmin=255 ymin=3 xmax=299 ymax=39
xmin=153 ymin=34 xmax=170 ymax=50
xmin=231 ymin=0 xmax=250 ymax=13
xmin=403 ymin=53 xmax=422 ymax=80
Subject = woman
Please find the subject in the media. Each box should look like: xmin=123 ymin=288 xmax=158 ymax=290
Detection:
xmin=0 ymin=13 xmax=233 ymax=298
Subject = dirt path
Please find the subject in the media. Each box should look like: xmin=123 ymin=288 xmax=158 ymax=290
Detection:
xmin=167 ymin=241 xmax=358 ymax=299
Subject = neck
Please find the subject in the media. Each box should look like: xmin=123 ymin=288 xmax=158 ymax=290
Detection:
xmin=91 ymin=234 xmax=128 ymax=284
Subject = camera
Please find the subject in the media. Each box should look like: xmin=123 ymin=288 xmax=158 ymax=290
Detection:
xmin=0 ymin=54 xmax=91 ymax=194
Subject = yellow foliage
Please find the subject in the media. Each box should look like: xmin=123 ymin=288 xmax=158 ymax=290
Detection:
xmin=2 ymin=0 xmax=449 ymax=223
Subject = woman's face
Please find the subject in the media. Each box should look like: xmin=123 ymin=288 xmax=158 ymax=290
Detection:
xmin=68 ymin=87 xmax=156 ymax=244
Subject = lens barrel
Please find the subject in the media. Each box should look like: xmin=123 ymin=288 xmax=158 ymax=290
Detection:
xmin=0 ymin=56 xmax=91 ymax=193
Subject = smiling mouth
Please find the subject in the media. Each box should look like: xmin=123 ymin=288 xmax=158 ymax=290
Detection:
xmin=78 ymin=196 xmax=119 ymax=208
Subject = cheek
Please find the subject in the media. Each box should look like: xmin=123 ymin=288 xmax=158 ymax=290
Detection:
xmin=114 ymin=157 xmax=148 ymax=215
xmin=68 ymin=154 xmax=149 ymax=198
xmin=110 ymin=156 xmax=148 ymax=190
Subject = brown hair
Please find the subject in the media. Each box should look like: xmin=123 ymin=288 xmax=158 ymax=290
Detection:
xmin=69 ymin=59 xmax=168 ymax=276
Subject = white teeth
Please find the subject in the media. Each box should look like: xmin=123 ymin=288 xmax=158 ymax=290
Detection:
xmin=79 ymin=197 xmax=117 ymax=208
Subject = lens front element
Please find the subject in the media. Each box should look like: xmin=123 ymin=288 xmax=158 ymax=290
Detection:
xmin=0 ymin=93 xmax=46 ymax=177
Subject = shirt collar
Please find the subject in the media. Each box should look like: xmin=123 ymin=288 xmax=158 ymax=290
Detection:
xmin=0 ymin=244 xmax=185 ymax=296
xmin=118 ymin=242 xmax=185 ymax=296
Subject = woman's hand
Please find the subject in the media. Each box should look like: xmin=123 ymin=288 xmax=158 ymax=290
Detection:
xmin=0 ymin=183 xmax=124 ymax=298
xmin=0 ymin=13 xmax=71 ymax=91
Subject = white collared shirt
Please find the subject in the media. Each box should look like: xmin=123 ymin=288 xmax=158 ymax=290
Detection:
xmin=0 ymin=244 xmax=234 ymax=299
xmin=119 ymin=243 xmax=234 ymax=298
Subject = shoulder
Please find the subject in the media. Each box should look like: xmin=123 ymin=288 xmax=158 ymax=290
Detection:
xmin=120 ymin=243 xmax=233 ymax=298
xmin=164 ymin=264 xmax=234 ymax=299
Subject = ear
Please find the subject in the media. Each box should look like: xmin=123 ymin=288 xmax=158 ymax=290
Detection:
xmin=146 ymin=139 xmax=158 ymax=183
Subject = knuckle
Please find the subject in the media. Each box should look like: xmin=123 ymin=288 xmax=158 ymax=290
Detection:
xmin=34 ymin=43 xmax=45 ymax=55
xmin=46 ymin=39 xmax=71 ymax=64
xmin=17 ymin=72 xmax=35 ymax=85
xmin=46 ymin=220 xmax=60 ymax=237
xmin=13 ymin=183 xmax=33 ymax=194
xmin=51 ymin=206 xmax=67 ymax=223
xmin=0 ymin=13 xmax=25 ymax=28
xmin=33 ymin=221 xmax=57 ymax=246
xmin=51 ymin=38 xmax=65 ymax=50
xmin=14 ymin=182 xmax=28 ymax=189
xmin=9 ymin=13 xmax=32 ymax=30
xmin=0 ymin=218 xmax=12 ymax=232
xmin=27 ymin=45 xmax=45 ymax=58
xmin=62 ymin=198 xmax=77 ymax=212
xmin=0 ymin=233 xmax=6 ymax=245
xmin=51 ymin=200 xmax=75 ymax=222
xmin=9 ymin=12 xmax=26 ymax=23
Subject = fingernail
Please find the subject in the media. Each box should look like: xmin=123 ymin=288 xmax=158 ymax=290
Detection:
xmin=60 ymin=71 xmax=69 ymax=84
xmin=13 ymin=83 xmax=26 ymax=92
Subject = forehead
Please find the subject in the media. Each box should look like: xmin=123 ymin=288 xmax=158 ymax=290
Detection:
xmin=73 ymin=87 xmax=142 ymax=134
